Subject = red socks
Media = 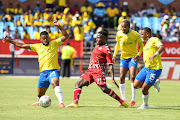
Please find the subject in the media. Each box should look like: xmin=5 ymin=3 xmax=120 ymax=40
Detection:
xmin=73 ymin=88 xmax=82 ymax=104
xmin=108 ymin=89 xmax=124 ymax=104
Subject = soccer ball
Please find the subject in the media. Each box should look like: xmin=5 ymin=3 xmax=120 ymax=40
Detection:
xmin=39 ymin=95 xmax=51 ymax=108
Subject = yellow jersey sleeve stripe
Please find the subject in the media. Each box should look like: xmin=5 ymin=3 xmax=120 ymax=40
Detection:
xmin=30 ymin=44 xmax=32 ymax=50
xmin=158 ymin=44 xmax=163 ymax=47
xmin=138 ymin=41 xmax=143 ymax=44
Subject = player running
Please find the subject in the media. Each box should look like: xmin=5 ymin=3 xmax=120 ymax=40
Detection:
xmin=3 ymin=20 xmax=69 ymax=107
xmin=66 ymin=30 xmax=129 ymax=108
xmin=134 ymin=27 xmax=164 ymax=109
xmin=113 ymin=20 xmax=144 ymax=107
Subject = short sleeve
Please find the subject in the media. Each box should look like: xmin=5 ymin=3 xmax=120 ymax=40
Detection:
xmin=136 ymin=34 xmax=143 ymax=44
xmin=30 ymin=44 xmax=39 ymax=52
xmin=105 ymin=46 xmax=113 ymax=64
xmin=52 ymin=37 xmax=64 ymax=47
xmin=154 ymin=38 xmax=163 ymax=47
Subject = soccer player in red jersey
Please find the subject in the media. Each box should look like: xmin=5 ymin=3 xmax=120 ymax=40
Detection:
xmin=66 ymin=30 xmax=129 ymax=108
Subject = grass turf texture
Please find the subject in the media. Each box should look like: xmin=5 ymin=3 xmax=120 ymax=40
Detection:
xmin=0 ymin=77 xmax=180 ymax=120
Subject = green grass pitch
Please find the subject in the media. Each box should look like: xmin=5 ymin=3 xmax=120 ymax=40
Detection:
xmin=0 ymin=76 xmax=180 ymax=120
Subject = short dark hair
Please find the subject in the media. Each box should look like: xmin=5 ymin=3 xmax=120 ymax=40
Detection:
xmin=98 ymin=30 xmax=108 ymax=38
xmin=143 ymin=27 xmax=152 ymax=35
xmin=122 ymin=20 xmax=130 ymax=27
xmin=67 ymin=42 xmax=70 ymax=45
xmin=40 ymin=31 xmax=49 ymax=36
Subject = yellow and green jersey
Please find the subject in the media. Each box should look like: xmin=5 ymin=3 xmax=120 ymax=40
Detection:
xmin=143 ymin=37 xmax=163 ymax=70
xmin=113 ymin=29 xmax=143 ymax=59
xmin=30 ymin=38 xmax=63 ymax=72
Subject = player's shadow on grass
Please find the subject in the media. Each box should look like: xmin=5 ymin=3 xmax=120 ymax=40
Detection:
xmin=79 ymin=105 xmax=124 ymax=108
xmin=150 ymin=106 xmax=180 ymax=110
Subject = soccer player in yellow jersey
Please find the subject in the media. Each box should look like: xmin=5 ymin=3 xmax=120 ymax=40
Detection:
xmin=113 ymin=20 xmax=144 ymax=107
xmin=133 ymin=27 xmax=164 ymax=109
xmin=3 ymin=20 xmax=69 ymax=108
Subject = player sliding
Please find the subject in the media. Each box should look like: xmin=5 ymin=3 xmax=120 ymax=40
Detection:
xmin=113 ymin=20 xmax=144 ymax=107
xmin=66 ymin=30 xmax=129 ymax=108
xmin=134 ymin=27 xmax=164 ymax=109
xmin=3 ymin=20 xmax=69 ymax=107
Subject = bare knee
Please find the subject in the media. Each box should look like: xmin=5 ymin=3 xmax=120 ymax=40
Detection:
xmin=130 ymin=75 xmax=135 ymax=82
xmin=142 ymin=87 xmax=148 ymax=95
xmin=75 ymin=78 xmax=89 ymax=88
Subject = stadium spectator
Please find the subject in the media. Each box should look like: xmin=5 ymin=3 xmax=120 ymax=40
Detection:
xmin=131 ymin=21 xmax=139 ymax=32
xmin=138 ymin=2 xmax=148 ymax=17
xmin=46 ymin=26 xmax=55 ymax=39
xmin=84 ymin=21 xmax=94 ymax=51
xmin=164 ymin=5 xmax=174 ymax=16
xmin=160 ymin=15 xmax=169 ymax=33
xmin=71 ymin=4 xmax=80 ymax=16
xmin=43 ymin=16 xmax=53 ymax=27
xmin=58 ymin=0 xmax=67 ymax=11
xmin=0 ymin=0 xmax=4 ymax=15
xmin=4 ymin=11 xmax=13 ymax=22
xmin=3 ymin=26 xmax=12 ymax=38
xmin=43 ymin=8 xmax=50 ymax=20
xmin=34 ymin=10 xmax=43 ymax=20
xmin=169 ymin=29 xmax=179 ymax=42
xmin=72 ymin=13 xmax=83 ymax=27
xmin=73 ymin=23 xmax=84 ymax=41
xmin=53 ymin=10 xmax=62 ymax=20
xmin=33 ymin=27 xmax=40 ymax=40
xmin=106 ymin=2 xmax=119 ymax=29
xmin=23 ymin=29 xmax=31 ymax=39
xmin=120 ymin=1 xmax=130 ymax=15
xmin=34 ymin=1 xmax=44 ymax=13
xmin=14 ymin=29 xmax=21 ymax=39
xmin=5 ymin=3 xmax=14 ymax=14
xmin=14 ymin=16 xmax=22 ymax=26
xmin=82 ymin=12 xmax=90 ymax=22
xmin=93 ymin=2 xmax=106 ymax=27
xmin=80 ymin=0 xmax=93 ymax=15
xmin=61 ymin=42 xmax=77 ymax=77
xmin=53 ymin=27 xmax=63 ymax=39
xmin=62 ymin=7 xmax=72 ymax=26
xmin=14 ymin=4 xmax=23 ymax=15
xmin=147 ymin=4 xmax=157 ymax=17
xmin=153 ymin=8 xmax=161 ymax=17
xmin=24 ymin=16 xmax=33 ymax=27
xmin=33 ymin=17 xmax=42 ymax=27
xmin=43 ymin=0 xmax=55 ymax=12
xmin=159 ymin=8 xmax=166 ymax=17
xmin=117 ymin=12 xmax=129 ymax=31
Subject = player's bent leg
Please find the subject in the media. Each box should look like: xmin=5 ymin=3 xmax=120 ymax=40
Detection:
xmin=119 ymin=67 xmax=128 ymax=102
xmin=66 ymin=78 xmax=89 ymax=108
xmin=33 ymin=87 xmax=48 ymax=106
xmin=129 ymin=66 xmax=137 ymax=107
xmin=51 ymin=77 xmax=65 ymax=107
xmin=138 ymin=83 xmax=151 ymax=109
xmin=99 ymin=85 xmax=129 ymax=108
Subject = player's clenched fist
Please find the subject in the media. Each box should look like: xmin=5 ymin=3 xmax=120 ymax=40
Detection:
xmin=53 ymin=20 xmax=60 ymax=26
xmin=3 ymin=37 xmax=11 ymax=43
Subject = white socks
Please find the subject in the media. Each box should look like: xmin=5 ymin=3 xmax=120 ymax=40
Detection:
xmin=131 ymin=83 xmax=137 ymax=102
xmin=119 ymin=83 xmax=126 ymax=101
xmin=142 ymin=93 xmax=149 ymax=106
xmin=54 ymin=86 xmax=64 ymax=104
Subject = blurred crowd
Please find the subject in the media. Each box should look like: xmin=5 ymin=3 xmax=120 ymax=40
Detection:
xmin=1 ymin=0 xmax=180 ymax=43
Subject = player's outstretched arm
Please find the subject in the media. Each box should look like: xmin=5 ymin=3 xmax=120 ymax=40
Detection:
xmin=149 ymin=45 xmax=164 ymax=61
xmin=3 ymin=37 xmax=30 ymax=49
xmin=108 ymin=64 xmax=119 ymax=88
xmin=53 ymin=20 xmax=69 ymax=42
